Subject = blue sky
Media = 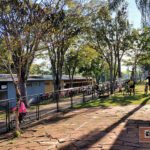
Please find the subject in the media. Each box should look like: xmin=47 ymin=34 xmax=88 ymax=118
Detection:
xmin=127 ymin=0 xmax=141 ymax=29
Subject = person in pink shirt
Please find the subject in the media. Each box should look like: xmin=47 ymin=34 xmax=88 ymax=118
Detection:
xmin=13 ymin=99 xmax=27 ymax=123
xmin=18 ymin=100 xmax=27 ymax=123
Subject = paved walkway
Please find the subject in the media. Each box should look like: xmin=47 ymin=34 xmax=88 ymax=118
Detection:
xmin=0 ymin=99 xmax=150 ymax=150
xmin=0 ymin=94 xmax=93 ymax=133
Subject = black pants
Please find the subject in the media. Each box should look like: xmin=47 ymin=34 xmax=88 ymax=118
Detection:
xmin=19 ymin=113 xmax=26 ymax=123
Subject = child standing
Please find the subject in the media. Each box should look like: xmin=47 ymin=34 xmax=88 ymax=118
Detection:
xmin=18 ymin=100 xmax=27 ymax=123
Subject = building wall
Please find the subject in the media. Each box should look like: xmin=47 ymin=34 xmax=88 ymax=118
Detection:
xmin=27 ymin=81 xmax=45 ymax=96
xmin=44 ymin=80 xmax=64 ymax=92
xmin=44 ymin=81 xmax=54 ymax=93
xmin=7 ymin=81 xmax=44 ymax=108
xmin=64 ymin=79 xmax=93 ymax=88
xmin=61 ymin=81 xmax=64 ymax=89
xmin=7 ymin=81 xmax=45 ymax=99
xmin=0 ymin=82 xmax=8 ymax=100
xmin=7 ymin=78 xmax=93 ymax=100
xmin=7 ymin=82 xmax=16 ymax=99
xmin=7 ymin=82 xmax=16 ymax=108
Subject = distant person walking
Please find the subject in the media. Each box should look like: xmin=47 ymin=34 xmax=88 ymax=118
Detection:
xmin=145 ymin=82 xmax=149 ymax=95
xmin=146 ymin=71 xmax=150 ymax=91
xmin=127 ymin=77 xmax=135 ymax=95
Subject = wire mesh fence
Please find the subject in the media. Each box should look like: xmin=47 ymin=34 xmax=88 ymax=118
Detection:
xmin=0 ymin=84 xmax=111 ymax=134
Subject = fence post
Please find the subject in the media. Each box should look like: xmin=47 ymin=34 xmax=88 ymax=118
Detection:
xmin=36 ymin=96 xmax=40 ymax=120
xmin=5 ymin=103 xmax=8 ymax=132
xmin=38 ymin=96 xmax=40 ymax=120
xmin=55 ymin=91 xmax=59 ymax=112
xmin=92 ymin=87 xmax=94 ymax=99
xmin=83 ymin=90 xmax=85 ymax=103
xmin=7 ymin=101 xmax=11 ymax=131
xmin=92 ymin=88 xmax=95 ymax=99
xmin=70 ymin=90 xmax=73 ymax=108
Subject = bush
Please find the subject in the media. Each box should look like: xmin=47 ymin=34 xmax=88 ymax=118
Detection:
xmin=13 ymin=130 xmax=21 ymax=138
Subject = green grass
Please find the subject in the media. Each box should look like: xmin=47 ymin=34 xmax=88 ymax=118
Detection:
xmin=0 ymin=111 xmax=6 ymax=120
xmin=74 ymin=84 xmax=150 ymax=109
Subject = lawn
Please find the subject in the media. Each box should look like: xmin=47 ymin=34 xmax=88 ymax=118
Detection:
xmin=0 ymin=111 xmax=6 ymax=120
xmin=74 ymin=84 xmax=150 ymax=108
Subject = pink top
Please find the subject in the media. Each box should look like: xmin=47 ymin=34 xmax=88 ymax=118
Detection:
xmin=12 ymin=101 xmax=27 ymax=113
xmin=19 ymin=102 xmax=27 ymax=113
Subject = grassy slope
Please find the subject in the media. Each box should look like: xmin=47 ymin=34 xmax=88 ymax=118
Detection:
xmin=74 ymin=84 xmax=150 ymax=109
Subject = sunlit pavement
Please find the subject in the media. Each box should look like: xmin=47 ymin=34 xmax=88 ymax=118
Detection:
xmin=1 ymin=103 xmax=150 ymax=150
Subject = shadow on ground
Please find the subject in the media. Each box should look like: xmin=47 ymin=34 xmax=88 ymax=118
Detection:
xmin=58 ymin=97 xmax=150 ymax=150
xmin=110 ymin=119 xmax=150 ymax=149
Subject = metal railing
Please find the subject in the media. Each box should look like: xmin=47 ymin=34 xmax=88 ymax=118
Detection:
xmin=0 ymin=84 xmax=111 ymax=134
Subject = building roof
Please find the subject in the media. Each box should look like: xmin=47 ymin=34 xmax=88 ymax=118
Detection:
xmin=42 ymin=75 xmax=90 ymax=80
xmin=0 ymin=74 xmax=91 ymax=82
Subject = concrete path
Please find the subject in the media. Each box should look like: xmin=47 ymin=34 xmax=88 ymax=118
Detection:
xmin=1 ymin=99 xmax=150 ymax=150
xmin=0 ymin=94 xmax=94 ymax=133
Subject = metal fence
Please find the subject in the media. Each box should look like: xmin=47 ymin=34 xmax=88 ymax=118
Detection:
xmin=0 ymin=84 xmax=111 ymax=134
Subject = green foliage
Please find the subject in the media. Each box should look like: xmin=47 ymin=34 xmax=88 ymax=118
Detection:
xmin=124 ymin=27 xmax=150 ymax=72
xmin=77 ymin=45 xmax=101 ymax=78
xmin=13 ymin=131 xmax=21 ymax=138
xmin=30 ymin=63 xmax=51 ymax=75
xmin=75 ymin=84 xmax=150 ymax=108
xmin=87 ymin=3 xmax=131 ymax=92
xmin=64 ymin=49 xmax=79 ymax=77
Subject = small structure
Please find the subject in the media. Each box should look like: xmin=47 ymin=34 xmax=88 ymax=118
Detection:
xmin=0 ymin=74 xmax=93 ymax=101
xmin=43 ymin=75 xmax=93 ymax=93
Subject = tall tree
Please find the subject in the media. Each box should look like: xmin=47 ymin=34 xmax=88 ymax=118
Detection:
xmin=43 ymin=1 xmax=83 ymax=104
xmin=109 ymin=0 xmax=150 ymax=26
xmin=0 ymin=0 xmax=58 ymax=132
xmin=64 ymin=47 xmax=80 ymax=88
xmin=77 ymin=44 xmax=101 ymax=84
xmin=89 ymin=5 xmax=130 ymax=93
xmin=136 ymin=0 xmax=150 ymax=26
xmin=135 ymin=27 xmax=150 ymax=72
xmin=0 ymin=1 xmax=48 ymax=104
xmin=114 ymin=5 xmax=131 ymax=78
xmin=124 ymin=28 xmax=149 ymax=81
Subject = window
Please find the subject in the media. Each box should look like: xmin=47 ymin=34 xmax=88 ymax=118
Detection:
xmin=0 ymin=82 xmax=7 ymax=90
xmin=1 ymin=85 xmax=7 ymax=89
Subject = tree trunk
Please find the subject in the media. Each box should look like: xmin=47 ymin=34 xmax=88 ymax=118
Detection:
xmin=53 ymin=73 xmax=61 ymax=110
xmin=118 ymin=58 xmax=122 ymax=78
xmin=71 ymin=73 xmax=75 ymax=88
xmin=69 ymin=73 xmax=73 ymax=88
xmin=18 ymin=77 xmax=28 ymax=107
xmin=134 ymin=64 xmax=137 ymax=82
xmin=20 ymin=83 xmax=27 ymax=104
xmin=14 ymin=84 xmax=21 ymax=132
xmin=131 ymin=66 xmax=135 ymax=80
xmin=110 ymin=66 xmax=114 ymax=94
xmin=15 ymin=100 xmax=20 ymax=133
xmin=139 ymin=71 xmax=142 ymax=83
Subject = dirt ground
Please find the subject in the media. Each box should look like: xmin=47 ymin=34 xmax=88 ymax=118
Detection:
xmin=1 ymin=100 xmax=150 ymax=150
